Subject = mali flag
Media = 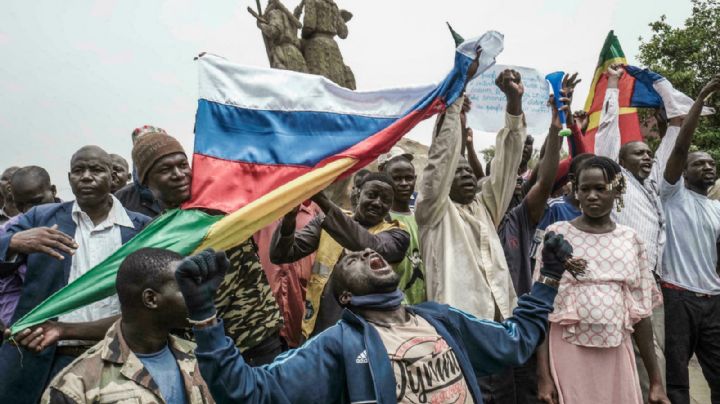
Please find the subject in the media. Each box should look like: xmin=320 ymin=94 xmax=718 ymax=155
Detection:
xmin=9 ymin=31 xmax=505 ymax=335
xmin=582 ymin=30 xmax=644 ymax=152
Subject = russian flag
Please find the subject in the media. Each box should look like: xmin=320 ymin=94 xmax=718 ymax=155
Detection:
xmin=183 ymin=31 xmax=504 ymax=214
xmin=8 ymin=30 xmax=506 ymax=334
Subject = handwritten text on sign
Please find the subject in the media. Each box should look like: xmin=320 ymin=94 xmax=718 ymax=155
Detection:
xmin=465 ymin=64 xmax=551 ymax=135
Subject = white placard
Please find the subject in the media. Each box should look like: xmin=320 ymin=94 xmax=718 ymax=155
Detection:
xmin=465 ymin=64 xmax=551 ymax=135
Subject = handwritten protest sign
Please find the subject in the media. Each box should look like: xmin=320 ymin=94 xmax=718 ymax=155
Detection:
xmin=465 ymin=64 xmax=551 ymax=135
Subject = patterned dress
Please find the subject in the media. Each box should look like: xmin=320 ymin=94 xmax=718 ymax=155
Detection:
xmin=536 ymin=221 xmax=662 ymax=404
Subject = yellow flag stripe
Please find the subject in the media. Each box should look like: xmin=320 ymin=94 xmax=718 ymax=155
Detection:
xmin=586 ymin=107 xmax=638 ymax=132
xmin=194 ymin=157 xmax=358 ymax=252
xmin=583 ymin=56 xmax=628 ymax=112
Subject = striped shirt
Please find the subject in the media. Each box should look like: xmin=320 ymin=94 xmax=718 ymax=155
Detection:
xmin=595 ymin=88 xmax=681 ymax=274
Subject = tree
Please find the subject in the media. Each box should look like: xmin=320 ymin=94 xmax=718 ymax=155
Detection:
xmin=638 ymin=0 xmax=720 ymax=160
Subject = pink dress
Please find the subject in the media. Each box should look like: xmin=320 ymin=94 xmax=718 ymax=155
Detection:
xmin=536 ymin=221 xmax=662 ymax=404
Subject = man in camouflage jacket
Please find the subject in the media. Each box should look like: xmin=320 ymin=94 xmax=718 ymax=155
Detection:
xmin=41 ymin=248 xmax=214 ymax=404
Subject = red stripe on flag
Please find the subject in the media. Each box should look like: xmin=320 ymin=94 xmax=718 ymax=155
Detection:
xmin=182 ymin=154 xmax=313 ymax=212
xmin=584 ymin=112 xmax=643 ymax=151
xmin=587 ymin=74 xmax=637 ymax=113
xmin=183 ymin=97 xmax=446 ymax=213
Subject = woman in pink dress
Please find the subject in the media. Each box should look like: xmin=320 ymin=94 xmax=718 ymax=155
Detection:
xmin=536 ymin=156 xmax=669 ymax=404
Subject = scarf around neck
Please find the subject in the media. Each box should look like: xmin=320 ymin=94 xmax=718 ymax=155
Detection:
xmin=349 ymin=289 xmax=405 ymax=311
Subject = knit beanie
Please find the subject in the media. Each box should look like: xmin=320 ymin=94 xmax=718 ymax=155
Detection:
xmin=132 ymin=133 xmax=186 ymax=184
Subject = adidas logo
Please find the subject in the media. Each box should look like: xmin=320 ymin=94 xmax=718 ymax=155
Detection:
xmin=355 ymin=350 xmax=368 ymax=364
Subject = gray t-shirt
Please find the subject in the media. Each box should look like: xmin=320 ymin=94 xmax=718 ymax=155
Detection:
xmin=661 ymin=177 xmax=720 ymax=294
xmin=135 ymin=345 xmax=188 ymax=404
xmin=498 ymin=201 xmax=535 ymax=296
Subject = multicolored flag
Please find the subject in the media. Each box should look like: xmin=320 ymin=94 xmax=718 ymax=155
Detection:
xmin=9 ymin=31 xmax=504 ymax=335
xmin=582 ymin=30 xmax=643 ymax=152
xmin=624 ymin=65 xmax=715 ymax=117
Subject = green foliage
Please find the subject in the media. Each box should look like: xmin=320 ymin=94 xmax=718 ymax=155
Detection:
xmin=637 ymin=0 xmax=720 ymax=160
xmin=479 ymin=145 xmax=495 ymax=163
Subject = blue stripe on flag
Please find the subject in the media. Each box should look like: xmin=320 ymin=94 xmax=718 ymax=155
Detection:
xmin=626 ymin=65 xmax=664 ymax=108
xmin=194 ymin=100 xmax=396 ymax=166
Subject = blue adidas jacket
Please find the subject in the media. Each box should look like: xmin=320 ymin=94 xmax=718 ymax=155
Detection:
xmin=194 ymin=282 xmax=557 ymax=404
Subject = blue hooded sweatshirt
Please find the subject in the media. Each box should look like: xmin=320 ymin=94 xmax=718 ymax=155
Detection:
xmin=194 ymin=282 xmax=557 ymax=403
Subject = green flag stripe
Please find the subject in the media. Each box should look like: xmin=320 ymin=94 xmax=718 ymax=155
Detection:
xmin=596 ymin=30 xmax=625 ymax=66
xmin=9 ymin=209 xmax=221 ymax=334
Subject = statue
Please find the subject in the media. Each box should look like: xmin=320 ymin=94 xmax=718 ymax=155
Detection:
xmin=294 ymin=0 xmax=356 ymax=89
xmin=248 ymin=0 xmax=308 ymax=72
xmin=249 ymin=0 xmax=357 ymax=207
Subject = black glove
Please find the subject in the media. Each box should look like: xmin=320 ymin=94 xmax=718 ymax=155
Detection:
xmin=540 ymin=231 xmax=573 ymax=280
xmin=175 ymin=249 xmax=229 ymax=321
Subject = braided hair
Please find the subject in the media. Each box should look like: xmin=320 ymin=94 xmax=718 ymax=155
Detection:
xmin=572 ymin=156 xmax=627 ymax=212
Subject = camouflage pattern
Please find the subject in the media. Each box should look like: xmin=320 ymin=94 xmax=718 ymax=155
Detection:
xmin=41 ymin=320 xmax=213 ymax=404
xmin=214 ymin=239 xmax=283 ymax=351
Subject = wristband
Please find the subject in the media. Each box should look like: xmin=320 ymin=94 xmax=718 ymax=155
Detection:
xmin=187 ymin=314 xmax=217 ymax=327
xmin=537 ymin=275 xmax=560 ymax=289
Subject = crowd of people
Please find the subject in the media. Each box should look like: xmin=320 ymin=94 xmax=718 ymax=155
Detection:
xmin=0 ymin=57 xmax=719 ymax=404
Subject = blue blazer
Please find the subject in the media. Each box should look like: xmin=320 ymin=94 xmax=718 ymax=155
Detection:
xmin=0 ymin=201 xmax=150 ymax=404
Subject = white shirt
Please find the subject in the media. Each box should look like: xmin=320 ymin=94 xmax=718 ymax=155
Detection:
xmin=58 ymin=195 xmax=132 ymax=335
xmin=416 ymin=97 xmax=525 ymax=320
xmin=660 ymin=178 xmax=720 ymax=294
xmin=595 ymin=87 xmax=682 ymax=274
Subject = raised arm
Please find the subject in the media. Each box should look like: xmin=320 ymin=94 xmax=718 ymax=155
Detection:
xmin=649 ymin=116 xmax=683 ymax=186
xmin=450 ymin=232 xmax=573 ymax=377
xmin=269 ymin=207 xmax=323 ymax=264
xmin=526 ymin=104 xmax=564 ymax=224
xmin=526 ymin=75 xmax=579 ymax=224
xmin=465 ymin=129 xmax=485 ymax=180
xmin=481 ymin=69 xmax=527 ymax=226
xmin=177 ymin=250 xmax=344 ymax=404
xmin=461 ymin=97 xmax=485 ymax=180
xmin=594 ymin=65 xmax=623 ymax=161
xmin=664 ymin=74 xmax=720 ymax=185
xmin=414 ymin=97 xmax=464 ymax=227
xmin=416 ymin=53 xmax=481 ymax=227
xmin=314 ymin=193 xmax=409 ymax=264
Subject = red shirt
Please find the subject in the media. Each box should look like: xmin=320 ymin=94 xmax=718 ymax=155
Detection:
xmin=253 ymin=203 xmax=322 ymax=347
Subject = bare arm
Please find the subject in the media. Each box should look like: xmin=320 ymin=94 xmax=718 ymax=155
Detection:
xmin=536 ymin=334 xmax=558 ymax=404
xmin=664 ymin=74 xmax=720 ymax=185
xmin=633 ymin=317 xmax=670 ymax=403
xmin=526 ymin=75 xmax=578 ymax=224
xmin=7 ymin=315 xmax=120 ymax=352
xmin=527 ymin=126 xmax=562 ymax=225
xmin=465 ymin=128 xmax=485 ymax=179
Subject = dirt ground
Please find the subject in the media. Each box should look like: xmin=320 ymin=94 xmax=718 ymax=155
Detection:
xmin=690 ymin=355 xmax=711 ymax=403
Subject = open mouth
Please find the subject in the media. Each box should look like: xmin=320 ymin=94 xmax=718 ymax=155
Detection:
xmin=369 ymin=255 xmax=387 ymax=271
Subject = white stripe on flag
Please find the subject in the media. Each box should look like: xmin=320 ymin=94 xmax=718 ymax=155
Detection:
xmin=198 ymin=54 xmax=436 ymax=118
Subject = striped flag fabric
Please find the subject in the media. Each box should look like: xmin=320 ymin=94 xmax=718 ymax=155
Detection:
xmin=624 ymin=65 xmax=715 ymax=117
xmin=582 ymin=30 xmax=642 ymax=152
xmin=9 ymin=30 xmax=504 ymax=335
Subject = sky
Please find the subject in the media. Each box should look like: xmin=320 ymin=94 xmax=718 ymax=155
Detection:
xmin=0 ymin=0 xmax=693 ymax=199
